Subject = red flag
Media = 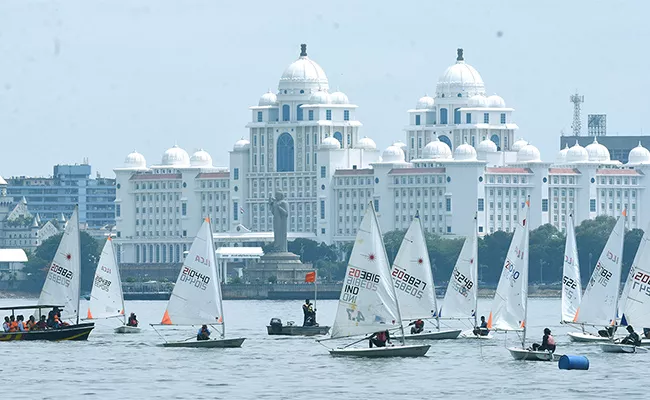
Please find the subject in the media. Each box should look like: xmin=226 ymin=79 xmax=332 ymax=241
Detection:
xmin=305 ymin=271 xmax=316 ymax=283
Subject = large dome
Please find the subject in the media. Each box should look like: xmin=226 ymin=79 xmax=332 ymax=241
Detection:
xmin=517 ymin=144 xmax=541 ymax=163
xmin=555 ymin=144 xmax=569 ymax=164
xmin=278 ymin=44 xmax=329 ymax=92
xmin=381 ymin=145 xmax=405 ymax=163
xmin=190 ymin=149 xmax=213 ymax=167
xmin=476 ymin=138 xmax=497 ymax=153
xmin=416 ymin=95 xmax=435 ymax=110
xmin=422 ymin=136 xmax=452 ymax=160
xmin=233 ymin=138 xmax=251 ymax=152
xmin=356 ymin=137 xmax=377 ymax=150
xmin=585 ymin=138 xmax=610 ymax=162
xmin=628 ymin=142 xmax=650 ymax=164
xmin=258 ymin=90 xmax=278 ymax=106
xmin=454 ymin=142 xmax=477 ymax=161
xmin=162 ymin=145 xmax=190 ymax=167
xmin=566 ymin=142 xmax=588 ymax=163
xmin=511 ymin=138 xmax=529 ymax=152
xmin=330 ymin=91 xmax=349 ymax=104
xmin=436 ymin=49 xmax=485 ymax=98
xmin=124 ymin=150 xmax=146 ymax=169
xmin=320 ymin=136 xmax=341 ymax=150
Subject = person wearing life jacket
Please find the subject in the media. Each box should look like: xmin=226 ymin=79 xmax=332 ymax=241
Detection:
xmin=8 ymin=315 xmax=18 ymax=332
xmin=26 ymin=315 xmax=37 ymax=331
xmin=16 ymin=315 xmax=27 ymax=332
xmin=302 ymin=299 xmax=316 ymax=327
xmin=127 ymin=313 xmax=138 ymax=327
xmin=620 ymin=325 xmax=642 ymax=346
xmin=197 ymin=325 xmax=211 ymax=341
xmin=409 ymin=319 xmax=425 ymax=334
xmin=36 ymin=315 xmax=47 ymax=330
xmin=47 ymin=307 xmax=59 ymax=328
xmin=52 ymin=313 xmax=62 ymax=329
xmin=473 ymin=316 xmax=490 ymax=337
xmin=369 ymin=330 xmax=391 ymax=348
xmin=532 ymin=328 xmax=556 ymax=352
xmin=2 ymin=316 xmax=10 ymax=332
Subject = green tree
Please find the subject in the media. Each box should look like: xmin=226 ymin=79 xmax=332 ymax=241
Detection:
xmin=529 ymin=224 xmax=565 ymax=284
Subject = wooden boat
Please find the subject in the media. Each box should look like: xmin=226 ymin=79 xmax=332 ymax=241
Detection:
xmin=154 ymin=218 xmax=245 ymax=348
xmin=0 ymin=305 xmax=94 ymax=341
xmin=114 ymin=325 xmax=141 ymax=334
xmin=266 ymin=321 xmax=330 ymax=336
xmin=322 ymin=202 xmax=430 ymax=358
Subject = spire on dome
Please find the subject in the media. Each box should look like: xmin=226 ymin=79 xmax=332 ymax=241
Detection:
xmin=300 ymin=44 xmax=307 ymax=57
xmin=456 ymin=48 xmax=464 ymax=61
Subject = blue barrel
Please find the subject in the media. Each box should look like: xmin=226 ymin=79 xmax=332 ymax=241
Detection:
xmin=558 ymin=355 xmax=589 ymax=370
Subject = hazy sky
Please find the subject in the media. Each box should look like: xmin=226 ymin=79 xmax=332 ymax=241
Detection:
xmin=1 ymin=0 xmax=648 ymax=178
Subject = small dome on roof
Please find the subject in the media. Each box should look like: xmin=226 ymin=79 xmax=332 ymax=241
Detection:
xmin=454 ymin=142 xmax=477 ymax=161
xmin=511 ymin=138 xmax=529 ymax=152
xmin=258 ymin=90 xmax=278 ymax=106
xmin=566 ymin=142 xmax=589 ymax=163
xmin=416 ymin=95 xmax=435 ymax=110
xmin=233 ymin=138 xmax=251 ymax=152
xmin=330 ymin=91 xmax=349 ymax=104
xmin=487 ymin=95 xmax=506 ymax=108
xmin=381 ymin=145 xmax=405 ymax=163
xmin=190 ymin=149 xmax=213 ymax=167
xmin=556 ymin=144 xmax=570 ymax=164
xmin=320 ymin=136 xmax=341 ymax=150
xmin=468 ymin=94 xmax=488 ymax=108
xmin=162 ymin=145 xmax=190 ymax=167
xmin=310 ymin=90 xmax=330 ymax=104
xmin=517 ymin=144 xmax=541 ymax=163
xmin=476 ymin=138 xmax=497 ymax=153
xmin=392 ymin=141 xmax=407 ymax=153
xmin=356 ymin=137 xmax=377 ymax=150
xmin=124 ymin=151 xmax=147 ymax=169
xmin=422 ymin=136 xmax=452 ymax=160
xmin=628 ymin=142 xmax=650 ymax=164
xmin=585 ymin=138 xmax=610 ymax=162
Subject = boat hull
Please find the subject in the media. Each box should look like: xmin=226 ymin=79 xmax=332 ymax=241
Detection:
xmin=161 ymin=337 xmax=246 ymax=348
xmin=508 ymin=347 xmax=561 ymax=361
xmin=266 ymin=325 xmax=330 ymax=336
xmin=567 ymin=331 xmax=611 ymax=343
xmin=330 ymin=344 xmax=430 ymax=358
xmin=0 ymin=323 xmax=94 ymax=342
xmin=403 ymin=329 xmax=461 ymax=341
xmin=114 ymin=325 xmax=142 ymax=334
xmin=601 ymin=343 xmax=648 ymax=353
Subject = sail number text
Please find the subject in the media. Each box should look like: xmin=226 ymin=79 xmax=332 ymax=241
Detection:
xmin=450 ymin=268 xmax=473 ymax=298
xmin=591 ymin=262 xmax=612 ymax=287
xmin=562 ymin=275 xmax=578 ymax=299
xmin=391 ymin=267 xmax=425 ymax=299
xmin=93 ymin=275 xmax=112 ymax=292
xmin=341 ymin=267 xmax=379 ymax=304
xmin=48 ymin=262 xmax=73 ymax=287
xmin=503 ymin=260 xmax=520 ymax=281
xmin=632 ymin=270 xmax=650 ymax=297
xmin=180 ymin=266 xmax=210 ymax=290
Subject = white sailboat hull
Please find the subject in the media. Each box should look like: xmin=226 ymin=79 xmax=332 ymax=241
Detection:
xmin=161 ymin=337 xmax=245 ymax=348
xmin=403 ymin=329 xmax=462 ymax=341
xmin=567 ymin=331 xmax=611 ymax=343
xmin=114 ymin=325 xmax=141 ymax=334
xmin=600 ymin=343 xmax=648 ymax=353
xmin=459 ymin=330 xmax=493 ymax=339
xmin=508 ymin=347 xmax=561 ymax=361
xmin=329 ymin=344 xmax=430 ymax=358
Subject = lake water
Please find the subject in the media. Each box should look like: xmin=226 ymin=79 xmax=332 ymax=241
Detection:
xmin=0 ymin=297 xmax=645 ymax=399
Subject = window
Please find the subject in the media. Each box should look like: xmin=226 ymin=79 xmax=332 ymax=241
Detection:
xmin=483 ymin=113 xmax=489 ymax=123
xmin=418 ymin=137 xmax=422 ymax=148
xmin=257 ymin=111 xmax=263 ymax=122
xmin=234 ymin=168 xmax=239 ymax=180
xmin=415 ymin=115 xmax=421 ymax=125
xmin=440 ymin=108 xmax=448 ymax=124
xmin=374 ymin=199 xmax=379 ymax=212
xmin=466 ymin=113 xmax=472 ymax=124
xmin=282 ymin=104 xmax=290 ymax=121
xmin=344 ymin=110 xmax=350 ymax=121
xmin=334 ymin=132 xmax=343 ymax=148
xmin=542 ymin=199 xmax=548 ymax=212
xmin=297 ymin=104 xmax=303 ymax=121
xmin=500 ymin=113 xmax=506 ymax=124
xmin=477 ymin=198 xmax=484 ymax=211
xmin=447 ymin=226 xmax=451 ymax=233
xmin=308 ymin=110 xmax=314 ymax=121
xmin=233 ymin=201 xmax=239 ymax=221
xmin=277 ymin=132 xmax=295 ymax=172
xmin=454 ymin=108 xmax=461 ymax=124
xmin=261 ymin=135 xmax=265 ymax=146
xmin=320 ymin=200 xmax=325 ymax=220
xmin=446 ymin=198 xmax=451 ymax=212
xmin=116 ymin=204 xmax=121 ymax=217
xmin=326 ymin=110 xmax=332 ymax=120
xmin=320 ymin=166 xmax=326 ymax=178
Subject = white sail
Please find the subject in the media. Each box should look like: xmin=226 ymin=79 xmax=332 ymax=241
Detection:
xmin=573 ymin=215 xmax=625 ymax=327
xmin=331 ymin=204 xmax=401 ymax=339
xmin=619 ymin=223 xmax=650 ymax=328
xmin=161 ymin=218 xmax=222 ymax=326
xmin=391 ymin=215 xmax=437 ymax=321
xmin=440 ymin=218 xmax=478 ymax=320
xmin=38 ymin=208 xmax=81 ymax=321
xmin=87 ymin=237 xmax=125 ymax=320
xmin=488 ymin=220 xmax=529 ymax=332
xmin=561 ymin=214 xmax=582 ymax=323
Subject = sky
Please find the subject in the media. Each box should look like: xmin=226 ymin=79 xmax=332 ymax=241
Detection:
xmin=1 ymin=0 xmax=648 ymax=178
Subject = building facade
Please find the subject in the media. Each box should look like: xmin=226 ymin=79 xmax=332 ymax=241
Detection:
xmin=560 ymin=135 xmax=650 ymax=164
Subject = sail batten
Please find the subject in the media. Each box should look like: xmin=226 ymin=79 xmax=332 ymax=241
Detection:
xmin=88 ymin=238 xmax=125 ymax=321
xmin=561 ymin=215 xmax=582 ymax=323
xmin=440 ymin=218 xmax=478 ymax=320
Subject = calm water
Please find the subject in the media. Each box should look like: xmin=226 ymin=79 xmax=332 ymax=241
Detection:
xmin=0 ymin=297 xmax=645 ymax=399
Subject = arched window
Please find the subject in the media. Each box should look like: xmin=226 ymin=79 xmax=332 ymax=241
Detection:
xmin=136 ymin=245 xmax=140 ymax=263
xmin=282 ymin=104 xmax=290 ymax=121
xmin=162 ymin=244 xmax=167 ymax=263
xmin=439 ymin=135 xmax=452 ymax=149
xmin=149 ymin=245 xmax=154 ymax=264
xmin=440 ymin=108 xmax=448 ymax=124
xmin=175 ymin=245 xmax=181 ymax=262
xmin=155 ymin=245 xmax=160 ymax=263
xmin=277 ymin=132 xmax=295 ymax=172
xmin=454 ymin=108 xmax=461 ymax=124
xmin=491 ymin=134 xmax=501 ymax=151
xmin=297 ymin=104 xmax=304 ymax=121
xmin=333 ymin=131 xmax=343 ymax=148
xmin=169 ymin=245 xmax=174 ymax=263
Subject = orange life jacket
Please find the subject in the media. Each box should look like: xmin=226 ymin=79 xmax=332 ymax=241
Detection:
xmin=9 ymin=321 xmax=18 ymax=332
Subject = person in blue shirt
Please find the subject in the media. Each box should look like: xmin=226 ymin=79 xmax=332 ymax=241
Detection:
xmin=473 ymin=316 xmax=489 ymax=336
xmin=197 ymin=325 xmax=211 ymax=341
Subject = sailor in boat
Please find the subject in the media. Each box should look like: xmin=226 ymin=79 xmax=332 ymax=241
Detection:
xmin=408 ymin=319 xmax=425 ymax=334
xmin=8 ymin=315 xmax=17 ymax=332
xmin=197 ymin=325 xmax=211 ymax=341
xmin=2 ymin=316 xmax=9 ymax=332
xmin=127 ymin=313 xmax=139 ymax=327
xmin=472 ymin=315 xmax=490 ymax=337
xmin=302 ymin=299 xmax=317 ymax=327
xmin=36 ymin=315 xmax=47 ymax=330
xmin=619 ymin=326 xmax=642 ymax=346
xmin=644 ymin=328 xmax=650 ymax=339
xmin=598 ymin=326 xmax=616 ymax=338
xmin=531 ymin=328 xmax=556 ymax=353
xmin=16 ymin=315 xmax=27 ymax=332
xmin=26 ymin=316 xmax=37 ymax=331
xmin=368 ymin=330 xmax=392 ymax=348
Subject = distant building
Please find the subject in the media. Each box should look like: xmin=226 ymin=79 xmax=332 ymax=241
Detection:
xmin=6 ymin=164 xmax=116 ymax=229
xmin=560 ymin=135 xmax=650 ymax=164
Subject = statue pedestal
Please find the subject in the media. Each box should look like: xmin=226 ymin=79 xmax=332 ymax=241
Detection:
xmin=246 ymin=251 xmax=313 ymax=283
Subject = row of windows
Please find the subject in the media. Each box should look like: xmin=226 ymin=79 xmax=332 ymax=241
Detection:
xmin=415 ymin=110 xmax=507 ymax=126
xmin=135 ymin=182 xmax=182 ymax=190
xmin=486 ymin=176 xmax=529 ymax=184
xmin=599 ymin=189 xmax=637 ymax=198
xmin=136 ymin=193 xmax=182 ymax=202
xmin=277 ymin=104 xmax=351 ymax=122
xmin=395 ymin=189 xmax=446 ymax=197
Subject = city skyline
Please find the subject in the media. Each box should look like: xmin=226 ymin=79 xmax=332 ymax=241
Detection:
xmin=1 ymin=0 xmax=649 ymax=177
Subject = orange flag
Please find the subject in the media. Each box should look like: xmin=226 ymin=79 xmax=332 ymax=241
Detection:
xmin=305 ymin=271 xmax=316 ymax=283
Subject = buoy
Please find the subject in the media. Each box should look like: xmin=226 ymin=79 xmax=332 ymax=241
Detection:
xmin=558 ymin=355 xmax=589 ymax=370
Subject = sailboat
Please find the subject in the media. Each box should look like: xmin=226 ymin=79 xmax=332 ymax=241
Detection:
xmin=87 ymin=237 xmax=140 ymax=334
xmin=324 ymin=202 xmax=430 ymax=357
xmin=393 ymin=213 xmax=461 ymax=340
xmin=561 ymin=214 xmax=582 ymax=326
xmin=155 ymin=218 xmax=245 ymax=348
xmin=439 ymin=215 xmax=483 ymax=338
xmin=601 ymin=221 xmax=650 ymax=353
xmin=568 ymin=213 xmax=626 ymax=343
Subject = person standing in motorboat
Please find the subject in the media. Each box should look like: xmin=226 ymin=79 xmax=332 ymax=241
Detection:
xmin=472 ymin=316 xmax=490 ymax=337
xmin=620 ymin=326 xmax=642 ymax=346
xmin=369 ymin=330 xmax=392 ymax=348
xmin=197 ymin=325 xmax=211 ymax=341
xmin=2 ymin=316 xmax=9 ymax=332
xmin=127 ymin=313 xmax=139 ymax=327
xmin=531 ymin=328 xmax=556 ymax=352
xmin=302 ymin=299 xmax=316 ymax=327
xmin=408 ymin=319 xmax=424 ymax=334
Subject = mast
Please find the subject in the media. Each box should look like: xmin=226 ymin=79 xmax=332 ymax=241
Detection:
xmin=112 ymin=237 xmax=126 ymax=326
xmin=473 ymin=213 xmax=478 ymax=329
xmin=613 ymin=209 xmax=627 ymax=329
xmin=209 ymin=218 xmax=226 ymax=339
xmin=75 ymin=206 xmax=81 ymax=325
xmin=419 ymin=212 xmax=440 ymax=331
xmin=521 ymin=198 xmax=530 ymax=348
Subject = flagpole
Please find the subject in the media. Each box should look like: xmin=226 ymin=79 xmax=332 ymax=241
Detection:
xmin=314 ymin=270 xmax=318 ymax=313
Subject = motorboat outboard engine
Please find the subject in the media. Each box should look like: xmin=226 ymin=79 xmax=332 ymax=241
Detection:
xmin=270 ymin=318 xmax=283 ymax=333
